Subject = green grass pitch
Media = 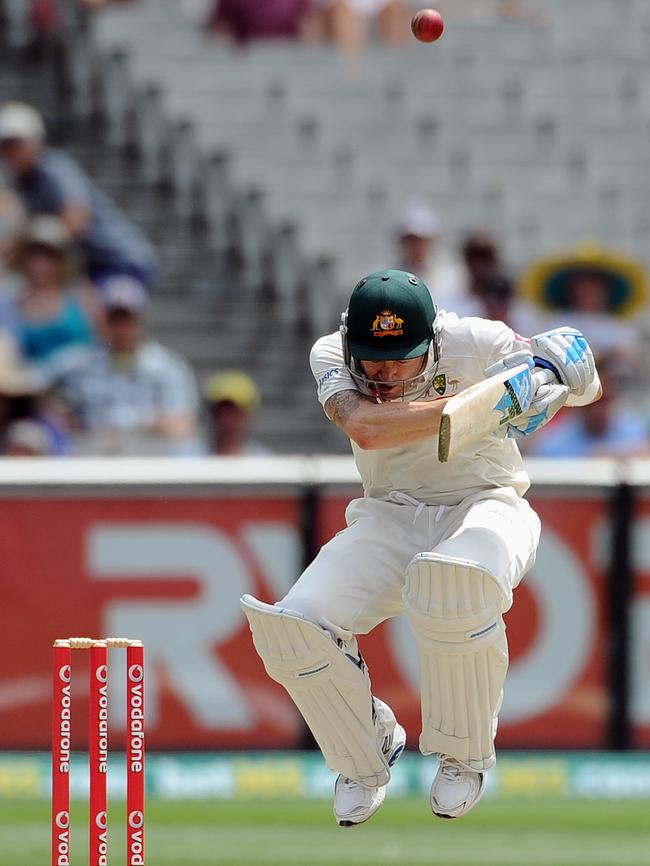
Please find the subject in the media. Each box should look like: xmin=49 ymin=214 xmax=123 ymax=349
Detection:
xmin=4 ymin=797 xmax=649 ymax=865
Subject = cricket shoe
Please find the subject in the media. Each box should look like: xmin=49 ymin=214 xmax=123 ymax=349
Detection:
xmin=334 ymin=699 xmax=406 ymax=828
xmin=430 ymin=755 xmax=487 ymax=819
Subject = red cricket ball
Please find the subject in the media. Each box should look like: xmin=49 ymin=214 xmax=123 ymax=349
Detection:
xmin=411 ymin=8 xmax=445 ymax=43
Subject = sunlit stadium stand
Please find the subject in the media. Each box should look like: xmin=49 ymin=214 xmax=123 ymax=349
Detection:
xmin=2 ymin=0 xmax=650 ymax=451
xmin=87 ymin=0 xmax=650 ymax=289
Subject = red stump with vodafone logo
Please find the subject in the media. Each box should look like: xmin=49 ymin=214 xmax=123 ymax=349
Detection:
xmin=127 ymin=642 xmax=145 ymax=866
xmin=52 ymin=641 xmax=72 ymax=866
xmin=51 ymin=638 xmax=145 ymax=866
xmin=89 ymin=641 xmax=108 ymax=866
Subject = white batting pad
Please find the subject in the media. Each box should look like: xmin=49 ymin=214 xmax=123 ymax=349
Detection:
xmin=404 ymin=553 xmax=508 ymax=772
xmin=241 ymin=594 xmax=390 ymax=788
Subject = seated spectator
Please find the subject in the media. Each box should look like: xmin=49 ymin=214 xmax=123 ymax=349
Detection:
xmin=207 ymin=0 xmax=409 ymax=51
xmin=207 ymin=0 xmax=314 ymax=44
xmin=463 ymin=231 xmax=501 ymax=290
xmin=61 ymin=277 xmax=200 ymax=455
xmin=460 ymin=271 xmax=515 ymax=323
xmin=519 ymin=242 xmax=648 ymax=362
xmin=12 ymin=216 xmax=102 ymax=377
xmin=202 ymin=370 xmax=270 ymax=455
xmin=0 ymin=330 xmax=68 ymax=455
xmin=0 ymin=101 xmax=157 ymax=290
xmin=309 ymin=0 xmax=409 ymax=51
xmin=448 ymin=233 xmax=542 ymax=332
xmin=443 ymin=232 xmax=502 ymax=317
xmin=395 ymin=198 xmax=465 ymax=308
xmin=527 ymin=356 xmax=649 ymax=459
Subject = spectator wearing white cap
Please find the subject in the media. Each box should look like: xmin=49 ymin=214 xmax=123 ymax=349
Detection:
xmin=0 ymin=101 xmax=157 ymax=291
xmin=396 ymin=198 xmax=465 ymax=308
xmin=60 ymin=276 xmax=200 ymax=456
xmin=202 ymin=370 xmax=271 ymax=455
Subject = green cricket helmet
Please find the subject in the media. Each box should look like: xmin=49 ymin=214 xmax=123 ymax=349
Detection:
xmin=340 ymin=269 xmax=440 ymax=401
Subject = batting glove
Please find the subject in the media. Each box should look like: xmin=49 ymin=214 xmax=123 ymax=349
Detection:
xmin=505 ymin=369 xmax=569 ymax=438
xmin=529 ymin=327 xmax=595 ymax=398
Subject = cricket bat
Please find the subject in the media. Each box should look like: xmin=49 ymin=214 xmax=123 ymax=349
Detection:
xmin=437 ymin=363 xmax=558 ymax=463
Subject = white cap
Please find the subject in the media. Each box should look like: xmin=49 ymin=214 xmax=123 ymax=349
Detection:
xmin=0 ymin=102 xmax=45 ymax=142
xmin=398 ymin=198 xmax=441 ymax=238
xmin=102 ymin=275 xmax=149 ymax=313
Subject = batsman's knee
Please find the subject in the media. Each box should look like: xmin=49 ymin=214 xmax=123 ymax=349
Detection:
xmin=274 ymin=594 xmax=354 ymax=645
xmin=403 ymin=552 xmax=507 ymax=649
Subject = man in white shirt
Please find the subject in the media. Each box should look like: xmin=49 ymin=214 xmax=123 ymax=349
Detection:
xmin=241 ymin=269 xmax=600 ymax=827
xmin=396 ymin=199 xmax=466 ymax=310
xmin=62 ymin=277 xmax=200 ymax=455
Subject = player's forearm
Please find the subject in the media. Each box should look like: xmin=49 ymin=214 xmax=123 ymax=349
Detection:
xmin=354 ymin=401 xmax=447 ymax=449
xmin=325 ymin=391 xmax=446 ymax=450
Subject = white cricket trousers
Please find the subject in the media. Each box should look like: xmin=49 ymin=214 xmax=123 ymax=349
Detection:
xmin=281 ymin=486 xmax=540 ymax=636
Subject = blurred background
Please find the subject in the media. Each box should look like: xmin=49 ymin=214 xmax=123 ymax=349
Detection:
xmin=0 ymin=1 xmax=649 ymax=864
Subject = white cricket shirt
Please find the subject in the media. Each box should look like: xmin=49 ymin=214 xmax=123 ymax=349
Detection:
xmin=310 ymin=311 xmax=532 ymax=506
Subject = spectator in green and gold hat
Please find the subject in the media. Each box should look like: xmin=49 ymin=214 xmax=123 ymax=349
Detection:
xmin=519 ymin=241 xmax=649 ymax=388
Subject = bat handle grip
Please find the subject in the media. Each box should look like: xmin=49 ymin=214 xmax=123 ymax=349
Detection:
xmin=532 ymin=367 xmax=563 ymax=392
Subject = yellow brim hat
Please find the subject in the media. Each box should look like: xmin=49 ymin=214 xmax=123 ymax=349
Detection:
xmin=520 ymin=241 xmax=649 ymax=319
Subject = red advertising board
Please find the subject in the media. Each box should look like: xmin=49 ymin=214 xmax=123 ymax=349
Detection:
xmin=632 ymin=497 xmax=650 ymax=748
xmin=0 ymin=489 xmax=613 ymax=750
xmin=318 ymin=493 xmax=610 ymax=749
xmin=0 ymin=497 xmax=303 ymax=750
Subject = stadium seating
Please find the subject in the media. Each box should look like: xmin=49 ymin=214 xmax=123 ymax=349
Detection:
xmin=3 ymin=0 xmax=650 ymax=452
xmin=84 ymin=0 xmax=650 ymax=292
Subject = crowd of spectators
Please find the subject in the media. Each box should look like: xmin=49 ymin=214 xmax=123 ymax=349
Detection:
xmin=393 ymin=196 xmax=650 ymax=458
xmin=202 ymin=0 xmax=539 ymax=52
xmin=2 ymin=6 xmax=650 ymax=461
xmin=0 ymin=100 xmax=267 ymax=458
xmin=201 ymin=0 xmax=543 ymax=50
xmin=24 ymin=0 xmax=541 ymax=55
xmin=0 ymin=102 xmax=157 ymax=290
xmin=1 ymin=90 xmax=648 ymax=460
xmin=206 ymin=0 xmax=410 ymax=52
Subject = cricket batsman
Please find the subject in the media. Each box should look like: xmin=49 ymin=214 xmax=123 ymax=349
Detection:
xmin=242 ymin=269 xmax=601 ymax=826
